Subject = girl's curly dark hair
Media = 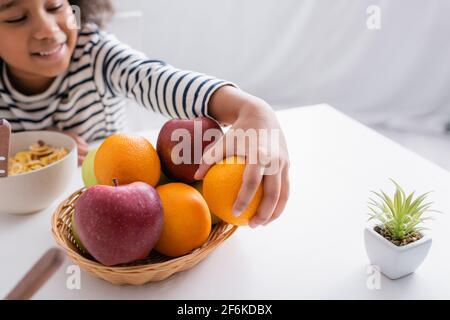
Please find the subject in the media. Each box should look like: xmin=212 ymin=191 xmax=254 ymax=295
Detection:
xmin=69 ymin=0 xmax=114 ymax=29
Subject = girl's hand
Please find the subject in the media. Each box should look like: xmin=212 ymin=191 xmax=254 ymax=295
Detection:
xmin=196 ymin=86 xmax=290 ymax=228
xmin=47 ymin=127 xmax=88 ymax=166
xmin=63 ymin=131 xmax=89 ymax=167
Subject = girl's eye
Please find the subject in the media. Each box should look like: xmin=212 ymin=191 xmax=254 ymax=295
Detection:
xmin=3 ymin=2 xmax=64 ymax=24
xmin=5 ymin=16 xmax=27 ymax=24
xmin=48 ymin=4 xmax=64 ymax=12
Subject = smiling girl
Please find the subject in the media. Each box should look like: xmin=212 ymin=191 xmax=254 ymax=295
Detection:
xmin=0 ymin=0 xmax=290 ymax=227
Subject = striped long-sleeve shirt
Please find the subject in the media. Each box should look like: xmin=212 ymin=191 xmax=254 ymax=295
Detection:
xmin=0 ymin=23 xmax=233 ymax=142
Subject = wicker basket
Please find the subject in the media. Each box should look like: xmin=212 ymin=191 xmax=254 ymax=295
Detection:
xmin=51 ymin=188 xmax=238 ymax=285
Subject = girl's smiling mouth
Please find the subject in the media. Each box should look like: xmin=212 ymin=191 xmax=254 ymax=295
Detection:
xmin=31 ymin=43 xmax=67 ymax=61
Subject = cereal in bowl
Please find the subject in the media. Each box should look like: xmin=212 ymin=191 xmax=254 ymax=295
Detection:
xmin=8 ymin=140 xmax=68 ymax=176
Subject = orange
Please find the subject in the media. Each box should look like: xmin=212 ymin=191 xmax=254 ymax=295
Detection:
xmin=94 ymin=134 xmax=160 ymax=187
xmin=155 ymin=183 xmax=211 ymax=257
xmin=203 ymin=156 xmax=263 ymax=226
xmin=192 ymin=181 xmax=222 ymax=225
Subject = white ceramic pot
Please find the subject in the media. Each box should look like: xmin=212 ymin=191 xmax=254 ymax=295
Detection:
xmin=0 ymin=131 xmax=77 ymax=215
xmin=364 ymin=226 xmax=432 ymax=280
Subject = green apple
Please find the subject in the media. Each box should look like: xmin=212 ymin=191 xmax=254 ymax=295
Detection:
xmin=71 ymin=212 xmax=89 ymax=254
xmin=192 ymin=181 xmax=222 ymax=225
xmin=82 ymin=147 xmax=98 ymax=187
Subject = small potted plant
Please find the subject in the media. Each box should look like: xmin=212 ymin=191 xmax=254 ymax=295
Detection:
xmin=364 ymin=179 xmax=439 ymax=280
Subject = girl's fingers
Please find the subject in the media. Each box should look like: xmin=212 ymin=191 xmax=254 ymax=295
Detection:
xmin=194 ymin=132 xmax=237 ymax=180
xmin=264 ymin=166 xmax=290 ymax=225
xmin=194 ymin=136 xmax=223 ymax=180
xmin=77 ymin=155 xmax=85 ymax=167
xmin=75 ymin=137 xmax=89 ymax=150
xmin=78 ymin=143 xmax=89 ymax=156
xmin=55 ymin=131 xmax=89 ymax=165
xmin=233 ymin=163 xmax=264 ymax=218
xmin=249 ymin=170 xmax=282 ymax=228
xmin=64 ymin=132 xmax=89 ymax=155
xmin=79 ymin=142 xmax=89 ymax=152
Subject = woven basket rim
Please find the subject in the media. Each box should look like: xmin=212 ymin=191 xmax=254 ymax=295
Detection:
xmin=51 ymin=187 xmax=238 ymax=272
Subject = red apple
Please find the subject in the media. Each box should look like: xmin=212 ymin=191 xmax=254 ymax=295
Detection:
xmin=157 ymin=117 xmax=223 ymax=183
xmin=74 ymin=180 xmax=163 ymax=266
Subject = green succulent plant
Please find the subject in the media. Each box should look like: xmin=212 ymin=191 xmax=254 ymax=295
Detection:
xmin=368 ymin=179 xmax=439 ymax=241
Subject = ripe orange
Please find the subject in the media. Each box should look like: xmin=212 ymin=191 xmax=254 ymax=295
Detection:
xmin=94 ymin=134 xmax=160 ymax=187
xmin=192 ymin=181 xmax=222 ymax=225
xmin=203 ymin=156 xmax=263 ymax=226
xmin=155 ymin=183 xmax=211 ymax=257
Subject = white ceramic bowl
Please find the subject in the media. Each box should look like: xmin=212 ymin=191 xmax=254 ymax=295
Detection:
xmin=0 ymin=131 xmax=77 ymax=215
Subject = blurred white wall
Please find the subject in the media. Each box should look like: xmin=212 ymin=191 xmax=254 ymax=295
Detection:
xmin=109 ymin=0 xmax=450 ymax=136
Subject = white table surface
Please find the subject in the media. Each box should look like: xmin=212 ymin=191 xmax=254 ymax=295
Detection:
xmin=1 ymin=104 xmax=449 ymax=300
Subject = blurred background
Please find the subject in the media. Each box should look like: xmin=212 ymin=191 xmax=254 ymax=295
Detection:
xmin=107 ymin=0 xmax=450 ymax=170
